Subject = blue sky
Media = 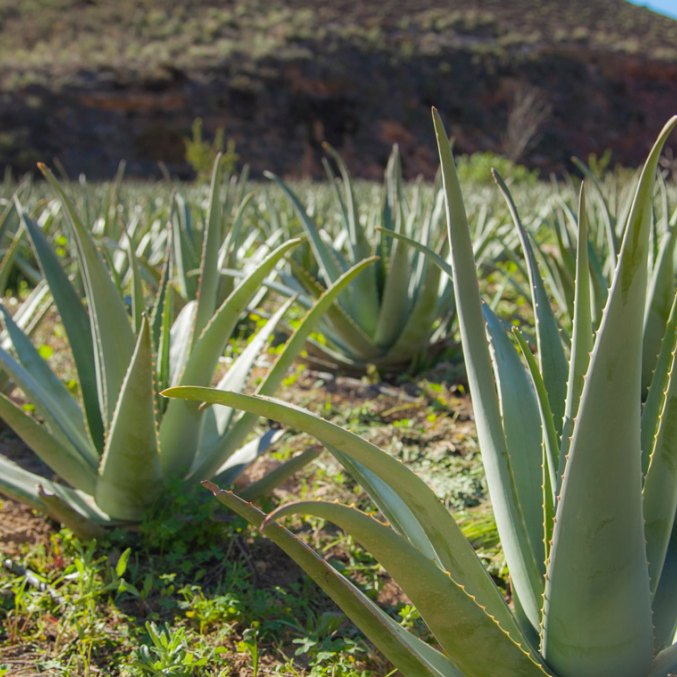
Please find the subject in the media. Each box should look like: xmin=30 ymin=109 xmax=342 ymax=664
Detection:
xmin=627 ymin=0 xmax=677 ymax=18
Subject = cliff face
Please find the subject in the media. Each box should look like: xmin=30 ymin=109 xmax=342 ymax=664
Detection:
xmin=1 ymin=2 xmax=676 ymax=179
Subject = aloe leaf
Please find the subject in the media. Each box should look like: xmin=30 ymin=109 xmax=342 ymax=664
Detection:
xmin=648 ymin=643 xmax=677 ymax=677
xmin=95 ymin=317 xmax=162 ymax=521
xmin=171 ymin=194 xmax=197 ymax=300
xmin=218 ymin=192 xmax=256 ymax=301
xmin=188 ymin=258 xmax=379 ymax=481
xmin=0 ymin=393 xmax=96 ymax=494
xmin=542 ymin=116 xmax=677 ymax=677
xmin=571 ymin=156 xmax=618 ymax=262
xmin=324 ymin=443 xmax=449 ymax=562
xmin=382 ymin=259 xmax=445 ymax=366
xmin=512 ymin=330 xmax=558 ymax=555
xmin=0 ymin=221 xmax=25 ymax=294
xmin=211 ymin=429 xmax=284 ymax=484
xmin=150 ymin=234 xmax=173 ymax=398
xmin=0 ymin=456 xmax=109 ymax=530
xmin=0 ymin=318 xmax=96 ymax=465
xmin=125 ymin=235 xmax=144 ymax=334
xmin=643 ymin=293 xmax=677 ymax=594
xmin=559 ymin=186 xmax=593 ymax=476
xmin=39 ymin=163 xmax=136 ymax=427
xmin=0 ymin=304 xmax=85 ymax=434
xmin=322 ymin=143 xmax=372 ymax=262
xmin=372 ymin=233 xmax=410 ymax=348
xmin=197 ymin=297 xmax=294 ymax=460
xmin=290 ymin=261 xmax=380 ymax=360
xmin=0 ymin=462 xmax=99 ymax=539
xmin=432 ymin=108 xmax=543 ymax=629
xmin=0 ymin=283 xmax=52 ymax=393
xmin=168 ymin=301 xmax=196 ymax=386
xmin=43 ymin=478 xmax=113 ymax=524
xmin=164 ymin=388 xmax=522 ymax=643
xmin=1 ymin=280 xmax=51 ymax=349
xmin=205 ymin=483 xmax=462 ymax=677
xmin=221 ymin=192 xmax=254 ymax=270
xmin=652 ymin=522 xmax=677 ymax=652
xmin=643 ymin=294 xmax=677 ymax=471
xmin=483 ymin=308 xmax=545 ymax=580
xmin=159 ymin=238 xmax=302 ymax=478
xmin=536 ymin=249 xmax=572 ymax=328
xmin=266 ymin=172 xmax=346 ymax=284
xmin=20 ymin=208 xmax=104 ymax=452
xmin=587 ymin=241 xmax=608 ymax=326
xmin=493 ymin=171 xmax=568 ymax=436
xmin=156 ymin=284 xmax=173 ymax=409
xmin=194 ymin=155 xmax=225 ymax=338
xmin=183 ymin=238 xmax=303 ymax=385
xmin=265 ymin=501 xmax=549 ymax=675
xmin=217 ymin=297 xmax=294 ymax=410
xmin=321 ymin=144 xmax=379 ymax=335
xmin=322 ymin=156 xmax=349 ymax=218
xmin=0 ymin=454 xmax=57 ymax=512
xmin=0 ymin=198 xmax=17 ymax=244
xmin=371 ymin=230 xmax=453 ymax=365
xmin=643 ymin=224 xmax=677 ymax=391
xmin=379 ymin=228 xmax=454 ymax=277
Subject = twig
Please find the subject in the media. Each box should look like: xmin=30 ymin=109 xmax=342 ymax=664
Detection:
xmin=3 ymin=558 xmax=64 ymax=604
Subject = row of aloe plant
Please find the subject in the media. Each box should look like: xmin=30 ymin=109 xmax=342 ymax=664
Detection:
xmin=166 ymin=111 xmax=677 ymax=676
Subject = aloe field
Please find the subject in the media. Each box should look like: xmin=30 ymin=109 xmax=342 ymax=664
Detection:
xmin=0 ymin=110 xmax=676 ymax=676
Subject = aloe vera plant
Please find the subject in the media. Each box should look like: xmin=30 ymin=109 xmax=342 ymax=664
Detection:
xmin=167 ymin=112 xmax=677 ymax=676
xmin=0 ymin=160 xmax=375 ymax=537
xmin=268 ymin=145 xmax=454 ymax=372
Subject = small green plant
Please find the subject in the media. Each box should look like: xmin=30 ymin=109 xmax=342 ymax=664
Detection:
xmin=185 ymin=118 xmax=238 ymax=182
xmin=134 ymin=622 xmax=206 ymax=676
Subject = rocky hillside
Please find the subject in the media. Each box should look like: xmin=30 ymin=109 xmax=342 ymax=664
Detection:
xmin=1 ymin=0 xmax=676 ymax=179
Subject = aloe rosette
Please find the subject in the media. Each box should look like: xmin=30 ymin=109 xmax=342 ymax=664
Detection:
xmin=268 ymin=144 xmax=454 ymax=372
xmin=0 ymin=159 xmax=376 ymax=537
xmin=167 ymin=112 xmax=677 ymax=676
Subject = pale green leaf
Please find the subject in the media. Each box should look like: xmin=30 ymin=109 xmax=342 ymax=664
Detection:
xmin=0 ymin=392 xmax=96 ymax=494
xmin=541 ymin=116 xmax=677 ymax=677
xmin=20 ymin=208 xmax=104 ymax=451
xmin=493 ymin=171 xmax=568 ymax=436
xmin=39 ymin=163 xmax=136 ymax=427
xmin=95 ymin=317 xmax=162 ymax=521
xmin=433 ymin=108 xmax=543 ymax=629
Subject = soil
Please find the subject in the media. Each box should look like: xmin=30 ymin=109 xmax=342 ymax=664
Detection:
xmin=0 ymin=498 xmax=54 ymax=558
xmin=0 ymin=422 xmax=57 ymax=558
